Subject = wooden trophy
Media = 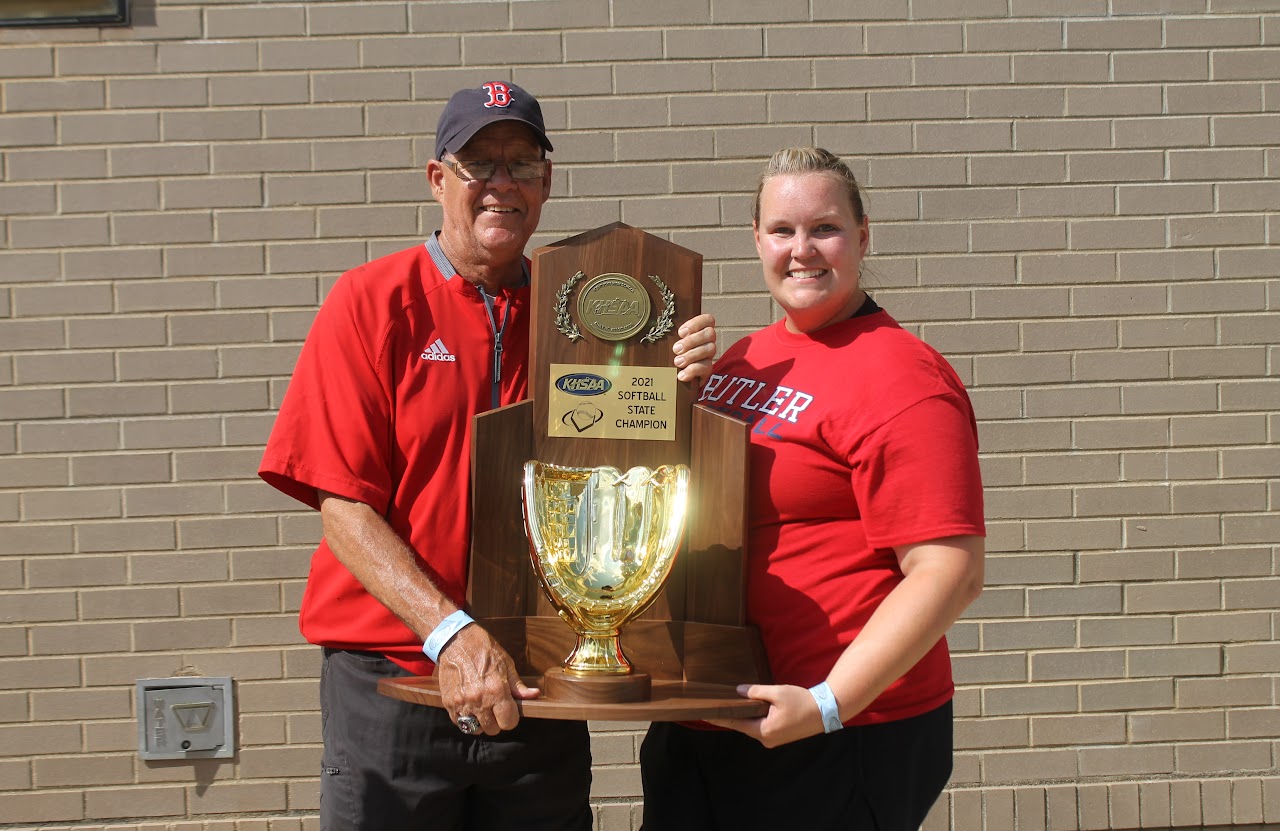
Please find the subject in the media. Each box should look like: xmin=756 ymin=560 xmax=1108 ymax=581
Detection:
xmin=379 ymin=223 xmax=769 ymax=720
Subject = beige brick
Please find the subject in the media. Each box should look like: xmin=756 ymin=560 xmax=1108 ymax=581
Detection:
xmin=113 ymin=212 xmax=213 ymax=246
xmin=116 ymin=279 xmax=216 ymax=312
xmin=217 ymin=208 xmax=317 ymax=242
xmin=171 ymin=380 xmax=272 ymax=415
xmin=61 ymin=180 xmax=160 ymax=214
xmin=0 ymin=114 xmax=56 ymax=147
xmin=18 ymin=421 xmax=119 ymax=454
xmin=318 ymin=206 xmax=417 ymax=238
xmin=1032 ymin=714 xmax=1126 ymax=747
xmin=1078 ymin=350 xmax=1171 ymax=382
xmin=0 ymin=656 xmax=81 ymax=691
xmin=5 ymin=79 xmax=105 ymax=112
xmin=0 ymin=589 xmax=76 ymax=623
xmin=266 ymin=241 xmax=370 ymax=275
xmin=31 ymin=621 xmax=130 ymax=655
xmin=130 ymin=550 xmax=228 ymax=584
xmin=169 ymin=312 xmax=270 ymax=345
xmin=1118 ymin=182 xmax=1214 ymax=216
xmin=11 ymin=215 xmax=110 ymax=250
xmin=0 ymin=45 xmax=52 ymax=77
xmin=133 ymin=618 xmax=232 ymax=652
xmin=1227 ymin=708 xmax=1280 ymax=739
xmin=1027 ymin=584 xmax=1124 ymax=619
xmin=984 ymin=748 xmax=1079 ymax=784
xmin=313 ymin=70 xmax=411 ymax=104
xmin=1177 ymin=611 xmax=1271 ymax=645
xmin=1174 ymin=215 xmax=1267 ymax=249
xmin=60 ymin=110 xmax=160 ymax=145
xmin=1169 ymin=17 xmax=1262 ymax=47
xmin=164 ymin=177 xmax=262 ymax=210
xmin=1070 ymin=216 xmax=1166 ymax=250
xmin=27 ymin=552 xmax=126 ymax=588
xmin=164 ymin=109 xmax=262 ymax=142
xmin=1116 ymin=50 xmax=1210 ymax=82
xmin=815 ymin=55 xmax=912 ymax=90
xmin=117 ymin=347 xmax=218 ymax=382
xmin=1215 ymin=113 xmax=1280 ymax=147
xmin=56 ymin=42 xmax=156 ymax=75
xmin=1013 ymin=54 xmax=1108 ymax=86
xmin=1168 ymin=81 xmax=1263 ymax=114
xmin=206 ymin=5 xmax=305 ymax=38
xmin=1080 ymin=614 xmax=1176 ymax=649
xmin=123 ymin=483 xmax=223 ymax=518
xmin=1114 ymin=115 xmax=1210 ymax=149
xmin=209 ymin=73 xmax=310 ymax=107
xmin=1080 ymin=679 xmax=1174 ymax=714
xmin=181 ymin=583 xmax=280 ymax=616
xmin=266 ymin=172 xmax=366 ymax=206
xmin=1177 ymin=343 xmax=1269 ymax=379
xmin=1177 ymin=740 xmax=1272 ymax=775
xmin=668 ymin=94 xmax=766 ymax=128
xmin=64 ymin=247 xmax=164 ymax=281
xmin=259 ymin=40 xmax=358 ymax=72
xmin=1123 ymin=384 xmax=1214 ymax=417
xmin=576 ymin=96 xmax=675 ymax=129
xmin=23 ymin=486 xmax=122 ymax=521
xmin=109 ymin=77 xmax=207 ymax=108
xmin=120 ymin=417 xmax=222 ymax=450
xmin=1222 ymin=445 xmax=1280 ymax=481
xmin=868 ymin=88 xmax=966 ymax=121
xmin=1224 ymin=577 xmax=1280 ymax=610
xmin=212 ymin=141 xmax=312 ymax=174
xmin=157 ymin=41 xmax=258 ymax=74
xmin=0 ymin=318 xmax=64 ymax=351
xmin=178 ymin=516 xmax=277 ymax=549
xmin=1032 ymin=650 xmax=1126 ymax=683
xmin=85 ymin=786 xmax=186 ymax=820
xmin=67 ymin=384 xmax=168 ymax=418
xmin=80 ymin=586 xmax=179 ymax=620
xmin=365 ymin=101 xmax=441 ymax=137
xmin=0 ymin=791 xmax=83 ymax=823
xmin=310 ymin=1 xmax=407 ymax=35
xmin=1171 ymin=413 xmax=1267 ymax=448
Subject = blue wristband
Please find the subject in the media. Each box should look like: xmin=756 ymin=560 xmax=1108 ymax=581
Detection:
xmin=423 ymin=610 xmax=474 ymax=662
xmin=808 ymin=681 xmax=844 ymax=733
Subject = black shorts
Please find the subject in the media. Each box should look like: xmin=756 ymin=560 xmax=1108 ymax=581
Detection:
xmin=640 ymin=700 xmax=953 ymax=831
xmin=319 ymin=648 xmax=592 ymax=831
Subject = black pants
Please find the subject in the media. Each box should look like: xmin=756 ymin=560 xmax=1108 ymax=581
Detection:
xmin=319 ymin=648 xmax=592 ymax=831
xmin=640 ymin=700 xmax=953 ymax=831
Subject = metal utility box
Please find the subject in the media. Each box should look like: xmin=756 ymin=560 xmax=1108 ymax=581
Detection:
xmin=136 ymin=677 xmax=235 ymax=760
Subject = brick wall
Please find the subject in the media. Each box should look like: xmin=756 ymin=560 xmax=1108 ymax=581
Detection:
xmin=2 ymin=1 xmax=1278 ymax=829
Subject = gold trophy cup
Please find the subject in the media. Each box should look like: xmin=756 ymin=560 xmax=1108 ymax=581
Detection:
xmin=523 ymin=461 xmax=690 ymax=701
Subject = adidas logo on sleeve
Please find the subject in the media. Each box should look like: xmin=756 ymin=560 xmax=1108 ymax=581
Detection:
xmin=420 ymin=338 xmax=457 ymax=362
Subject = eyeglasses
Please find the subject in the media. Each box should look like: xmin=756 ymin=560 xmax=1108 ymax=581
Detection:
xmin=443 ymin=157 xmax=548 ymax=182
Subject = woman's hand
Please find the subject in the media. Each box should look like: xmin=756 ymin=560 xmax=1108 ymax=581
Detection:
xmin=707 ymin=683 xmax=825 ymax=748
xmin=672 ymin=313 xmax=717 ymax=383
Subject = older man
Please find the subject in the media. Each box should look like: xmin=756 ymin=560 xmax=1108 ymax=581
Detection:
xmin=259 ymin=82 xmax=716 ymax=830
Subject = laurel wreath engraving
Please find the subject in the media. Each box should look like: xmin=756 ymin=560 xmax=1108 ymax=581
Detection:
xmin=640 ymin=274 xmax=676 ymax=344
xmin=554 ymin=270 xmax=677 ymax=343
xmin=554 ymin=270 xmax=587 ymax=341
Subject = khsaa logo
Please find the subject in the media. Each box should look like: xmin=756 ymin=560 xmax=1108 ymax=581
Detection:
xmin=555 ymin=373 xmax=610 ymax=396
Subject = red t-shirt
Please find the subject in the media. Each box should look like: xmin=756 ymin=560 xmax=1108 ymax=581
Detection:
xmin=259 ymin=243 xmax=530 ymax=675
xmin=698 ymin=309 xmax=985 ymax=725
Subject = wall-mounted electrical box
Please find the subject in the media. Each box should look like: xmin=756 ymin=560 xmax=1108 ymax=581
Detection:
xmin=136 ymin=677 xmax=235 ymax=760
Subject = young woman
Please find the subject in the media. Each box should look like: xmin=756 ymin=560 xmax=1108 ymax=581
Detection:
xmin=640 ymin=147 xmax=986 ymax=830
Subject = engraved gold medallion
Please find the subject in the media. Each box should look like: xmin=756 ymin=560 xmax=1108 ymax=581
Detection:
xmin=575 ymin=273 xmax=651 ymax=342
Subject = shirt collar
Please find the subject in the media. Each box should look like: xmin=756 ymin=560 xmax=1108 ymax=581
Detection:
xmin=425 ymin=231 xmax=529 ymax=295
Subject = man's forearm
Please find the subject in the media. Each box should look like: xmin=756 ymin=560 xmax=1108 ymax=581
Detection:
xmin=317 ymin=490 xmax=459 ymax=640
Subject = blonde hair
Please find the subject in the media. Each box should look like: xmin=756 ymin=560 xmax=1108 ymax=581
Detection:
xmin=752 ymin=147 xmax=866 ymax=225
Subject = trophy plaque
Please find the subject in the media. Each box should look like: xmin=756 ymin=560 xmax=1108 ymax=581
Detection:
xmin=379 ymin=223 xmax=768 ymax=720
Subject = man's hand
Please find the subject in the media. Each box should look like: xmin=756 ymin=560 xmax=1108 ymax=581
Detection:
xmin=435 ymin=624 xmax=540 ymax=736
xmin=672 ymin=313 xmax=717 ymax=383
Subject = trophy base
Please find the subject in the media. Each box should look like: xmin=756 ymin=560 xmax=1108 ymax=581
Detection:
xmin=542 ymin=667 xmax=651 ymax=704
xmin=378 ymin=675 xmax=768 ymax=722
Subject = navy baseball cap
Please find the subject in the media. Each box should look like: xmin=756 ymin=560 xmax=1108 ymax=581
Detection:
xmin=434 ymin=82 xmax=553 ymax=160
